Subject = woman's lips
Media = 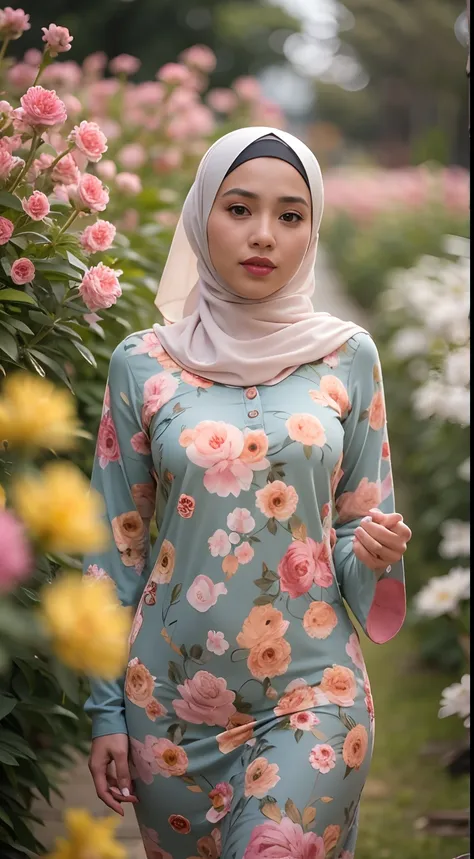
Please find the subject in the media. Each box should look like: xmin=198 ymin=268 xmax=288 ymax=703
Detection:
xmin=240 ymin=260 xmax=276 ymax=277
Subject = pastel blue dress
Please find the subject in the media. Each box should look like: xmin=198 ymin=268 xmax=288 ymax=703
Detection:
xmin=83 ymin=327 xmax=406 ymax=859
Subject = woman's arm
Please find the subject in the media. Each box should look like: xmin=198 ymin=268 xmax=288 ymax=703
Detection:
xmin=332 ymin=333 xmax=406 ymax=644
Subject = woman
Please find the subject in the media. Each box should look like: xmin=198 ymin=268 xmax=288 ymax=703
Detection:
xmin=84 ymin=127 xmax=411 ymax=859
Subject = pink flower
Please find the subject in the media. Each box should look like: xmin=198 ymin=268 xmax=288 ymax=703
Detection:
xmin=345 ymin=632 xmax=366 ymax=671
xmin=21 ymin=190 xmax=50 ymax=221
xmin=109 ymin=53 xmax=141 ymax=76
xmin=96 ymin=159 xmax=117 ymax=181
xmin=335 ymin=477 xmax=382 ymax=523
xmin=0 ymin=7 xmax=30 ymax=39
xmin=129 ymin=737 xmax=156 ymax=785
xmin=96 ymin=413 xmax=120 ymax=468
xmin=186 ymin=574 xmax=227 ymax=612
xmin=177 ymin=494 xmax=195 ymax=519
xmin=11 ymin=258 xmax=35 ymax=285
xmin=115 ymin=172 xmax=142 ymax=195
xmin=140 ymin=826 xmax=173 ymax=859
xmin=227 ymin=507 xmax=255 ymax=534
xmin=180 ymin=44 xmax=217 ymax=73
xmin=80 ymin=220 xmax=116 ymax=253
xmin=131 ymin=432 xmax=151 ymax=456
xmin=144 ymin=735 xmax=189 ymax=778
xmin=132 ymin=483 xmax=155 ymax=522
xmin=207 ymin=87 xmax=238 ymax=114
xmin=0 ymin=217 xmax=14 ymax=245
xmin=287 ymin=413 xmax=326 ymax=447
xmin=309 ymin=743 xmax=337 ymax=774
xmin=234 ymin=542 xmax=254 ymax=565
xmin=290 ymin=711 xmax=320 ymax=731
xmin=79 ymin=262 xmax=122 ymax=312
xmin=206 ymin=781 xmax=233 ymax=823
xmin=208 ymin=529 xmax=231 ymax=557
xmin=186 ymin=421 xmax=254 ymax=498
xmin=76 ymin=173 xmax=109 ymax=213
xmin=41 ymin=23 xmax=73 ymax=57
xmin=323 ymin=350 xmax=340 ymax=368
xmin=233 ymin=76 xmax=262 ymax=101
xmin=51 ymin=152 xmax=80 ymax=185
xmin=118 ymin=143 xmax=146 ymax=170
xmin=157 ymin=62 xmax=195 ymax=86
xmin=278 ymin=538 xmax=333 ymax=599
xmin=85 ymin=564 xmax=113 ymax=585
xmin=141 ymin=372 xmax=179 ymax=429
xmin=181 ymin=369 xmax=213 ymax=388
xmin=20 ymin=86 xmax=67 ymax=128
xmin=69 ymin=120 xmax=108 ymax=163
xmin=0 ymin=147 xmax=22 ymax=180
xmin=243 ymin=817 xmax=326 ymax=859
xmin=0 ymin=510 xmax=33 ymax=593
xmin=130 ymin=331 xmax=177 ymax=363
xmin=206 ymin=630 xmax=229 ymax=656
xmin=153 ymin=148 xmax=182 ymax=173
xmin=62 ymin=94 xmax=82 ymax=116
xmin=244 ymin=757 xmax=281 ymax=799
xmin=172 ymin=670 xmax=236 ymax=726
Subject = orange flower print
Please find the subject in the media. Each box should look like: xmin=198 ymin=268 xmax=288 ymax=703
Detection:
xmin=247 ymin=636 xmax=292 ymax=680
xmin=181 ymin=370 xmax=214 ymax=388
xmin=151 ymin=539 xmax=175 ymax=583
xmin=244 ymin=757 xmax=280 ymax=798
xmin=303 ymin=602 xmax=338 ymax=639
xmin=368 ymin=390 xmax=385 ymax=430
xmin=286 ymin=413 xmax=326 ymax=447
xmin=382 ymin=440 xmax=391 ymax=459
xmin=147 ymin=737 xmax=189 ymax=778
xmin=320 ymin=664 xmax=357 ymax=707
xmin=168 ymin=814 xmax=191 ymax=834
xmin=125 ymin=657 xmax=156 ymax=708
xmin=343 ymin=724 xmax=369 ymax=769
xmin=177 ymin=493 xmax=195 ymax=518
xmin=274 ymin=681 xmax=317 ymax=716
xmin=330 ymin=453 xmax=344 ymax=497
xmin=216 ymin=713 xmax=256 ymax=754
xmin=222 ymin=554 xmax=239 ymax=578
xmin=240 ymin=429 xmax=269 ymax=470
xmin=112 ymin=511 xmax=145 ymax=552
xmin=323 ymin=824 xmax=341 ymax=852
xmin=237 ymin=605 xmax=289 ymax=650
xmin=255 ymin=480 xmax=299 ymax=521
xmin=335 ymin=477 xmax=382 ymax=523
xmin=310 ymin=375 xmax=350 ymax=417
xmin=145 ymin=698 xmax=168 ymax=721
xmin=179 ymin=427 xmax=196 ymax=447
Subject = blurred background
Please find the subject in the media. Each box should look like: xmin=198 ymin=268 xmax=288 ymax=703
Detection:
xmin=0 ymin=1 xmax=469 ymax=858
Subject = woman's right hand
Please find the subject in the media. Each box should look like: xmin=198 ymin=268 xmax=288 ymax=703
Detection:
xmin=88 ymin=733 xmax=138 ymax=816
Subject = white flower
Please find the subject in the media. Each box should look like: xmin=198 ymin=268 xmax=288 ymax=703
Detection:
xmin=439 ymin=520 xmax=470 ymax=559
xmin=414 ymin=569 xmax=470 ymax=617
xmin=458 ymin=458 xmax=470 ymax=482
xmin=391 ymin=327 xmax=428 ymax=360
xmin=444 ymin=346 xmax=470 ymax=388
xmin=439 ymin=674 xmax=470 ymax=728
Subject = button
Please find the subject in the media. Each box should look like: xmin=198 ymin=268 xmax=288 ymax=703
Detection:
xmin=386 ymin=565 xmax=392 ymax=573
xmin=245 ymin=387 xmax=257 ymax=400
xmin=248 ymin=409 xmax=259 ymax=419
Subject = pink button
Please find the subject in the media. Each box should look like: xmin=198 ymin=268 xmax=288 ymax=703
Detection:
xmin=248 ymin=409 xmax=259 ymax=419
xmin=245 ymin=387 xmax=257 ymax=400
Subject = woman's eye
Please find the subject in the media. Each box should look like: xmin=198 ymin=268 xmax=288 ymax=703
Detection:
xmin=280 ymin=212 xmax=302 ymax=223
xmin=229 ymin=205 xmax=249 ymax=216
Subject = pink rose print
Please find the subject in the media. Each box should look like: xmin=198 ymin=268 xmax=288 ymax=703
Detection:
xmin=129 ymin=737 xmax=156 ymax=785
xmin=206 ymin=781 xmax=233 ymax=823
xmin=278 ymin=538 xmax=333 ymax=598
xmin=309 ymin=743 xmax=337 ymax=774
xmin=207 ymin=630 xmax=230 ymax=655
xmin=131 ymin=330 xmax=179 ymax=366
xmin=345 ymin=632 xmax=366 ymax=671
xmin=186 ymin=574 xmax=227 ymax=612
xmin=234 ymin=542 xmax=254 ymax=564
xmin=144 ymin=735 xmax=189 ymax=778
xmin=172 ymin=670 xmax=236 ymax=726
xmin=177 ymin=493 xmax=195 ymax=518
xmin=323 ymin=349 xmax=340 ymax=368
xmin=320 ymin=665 xmax=357 ymax=707
xmin=227 ymin=507 xmax=255 ymax=534
xmin=290 ymin=711 xmax=320 ymax=731
xmin=131 ymin=482 xmax=156 ymax=522
xmin=85 ymin=564 xmax=113 ymax=585
xmin=130 ymin=431 xmax=151 ymax=455
xmin=229 ymin=531 xmax=241 ymax=545
xmin=181 ymin=369 xmax=214 ymax=388
xmin=286 ymin=413 xmax=326 ymax=447
xmin=140 ymin=826 xmax=173 ymax=859
xmin=243 ymin=817 xmax=326 ymax=859
xmin=244 ymin=757 xmax=280 ymax=798
xmin=186 ymin=421 xmax=254 ymax=498
xmin=336 ymin=477 xmax=382 ymax=523
xmin=142 ymin=372 xmax=179 ymax=428
xmin=208 ymin=529 xmax=231 ymax=557
xmin=96 ymin=412 xmax=120 ymax=468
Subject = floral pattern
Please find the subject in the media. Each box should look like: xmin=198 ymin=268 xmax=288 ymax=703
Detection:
xmin=83 ymin=330 xmax=405 ymax=858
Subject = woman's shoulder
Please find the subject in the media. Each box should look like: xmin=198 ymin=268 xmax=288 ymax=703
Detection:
xmin=346 ymin=330 xmax=379 ymax=367
xmin=110 ymin=326 xmax=180 ymax=377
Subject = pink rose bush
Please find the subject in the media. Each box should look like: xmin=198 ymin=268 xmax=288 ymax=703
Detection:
xmin=21 ymin=190 xmax=50 ymax=220
xmin=79 ymin=262 xmax=122 ymax=311
xmin=0 ymin=509 xmax=33 ymax=593
xmin=11 ymin=257 xmax=35 ymax=284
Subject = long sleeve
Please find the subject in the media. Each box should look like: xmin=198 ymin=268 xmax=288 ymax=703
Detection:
xmin=332 ymin=333 xmax=406 ymax=644
xmin=83 ymin=340 xmax=156 ymax=738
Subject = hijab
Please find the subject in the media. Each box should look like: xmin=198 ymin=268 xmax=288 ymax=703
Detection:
xmin=153 ymin=126 xmax=367 ymax=386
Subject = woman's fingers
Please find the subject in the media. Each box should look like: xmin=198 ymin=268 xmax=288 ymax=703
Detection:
xmin=356 ymin=518 xmax=407 ymax=554
xmin=112 ymin=747 xmax=138 ymax=804
xmin=353 ymin=537 xmax=386 ymax=573
xmin=89 ymin=754 xmax=125 ymax=816
xmin=354 ymin=527 xmax=400 ymax=564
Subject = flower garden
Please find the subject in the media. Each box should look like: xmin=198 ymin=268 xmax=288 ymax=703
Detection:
xmin=0 ymin=8 xmax=470 ymax=859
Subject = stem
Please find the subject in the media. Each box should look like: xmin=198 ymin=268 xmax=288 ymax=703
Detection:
xmin=9 ymin=131 xmax=42 ymax=193
xmin=55 ymin=208 xmax=80 ymax=240
xmin=0 ymin=38 xmax=10 ymax=65
xmin=48 ymin=142 xmax=75 ymax=172
xmin=32 ymin=49 xmax=51 ymax=87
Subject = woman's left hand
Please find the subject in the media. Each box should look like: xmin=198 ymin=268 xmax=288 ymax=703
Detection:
xmin=353 ymin=507 xmax=412 ymax=575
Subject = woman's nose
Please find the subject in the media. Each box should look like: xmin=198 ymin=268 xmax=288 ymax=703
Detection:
xmin=249 ymin=219 xmax=276 ymax=249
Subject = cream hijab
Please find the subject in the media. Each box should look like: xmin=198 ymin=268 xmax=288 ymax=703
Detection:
xmin=153 ymin=126 xmax=367 ymax=386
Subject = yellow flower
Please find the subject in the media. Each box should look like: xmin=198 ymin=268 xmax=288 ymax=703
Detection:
xmin=0 ymin=483 xmax=5 ymax=509
xmin=41 ymin=573 xmax=130 ymax=679
xmin=0 ymin=372 xmax=79 ymax=451
xmin=46 ymin=807 xmax=126 ymax=859
xmin=12 ymin=461 xmax=108 ymax=553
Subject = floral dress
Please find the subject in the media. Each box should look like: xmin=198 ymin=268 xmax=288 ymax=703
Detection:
xmin=83 ymin=327 xmax=406 ymax=859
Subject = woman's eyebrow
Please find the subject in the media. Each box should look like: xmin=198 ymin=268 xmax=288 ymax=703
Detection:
xmin=222 ymin=187 xmax=309 ymax=207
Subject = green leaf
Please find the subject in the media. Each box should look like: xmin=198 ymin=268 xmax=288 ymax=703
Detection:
xmin=0 ymin=805 xmax=13 ymax=830
xmin=24 ymin=351 xmax=45 ymax=376
xmin=303 ymin=445 xmax=313 ymax=460
xmin=72 ymin=339 xmax=96 ymax=367
xmin=33 ymin=260 xmax=82 ymax=280
xmin=66 ymin=250 xmax=88 ymax=273
xmin=48 ymin=705 xmax=78 ymax=719
xmin=0 ymin=329 xmax=18 ymax=360
xmin=0 ymin=288 xmax=38 ymax=306
xmin=253 ymin=594 xmax=277 ymax=606
xmin=266 ymin=518 xmax=278 ymax=536
xmin=170 ymin=583 xmax=182 ymax=605
xmin=189 ymin=644 xmax=203 ymax=660
xmin=4 ymin=318 xmax=33 ymax=335
xmin=168 ymin=661 xmax=184 ymax=685
xmin=51 ymin=658 xmax=80 ymax=705
xmin=0 ymin=694 xmax=17 ymax=720
xmin=28 ymin=310 xmax=54 ymax=326
xmin=13 ymin=231 xmax=52 ymax=244
xmin=28 ymin=349 xmax=73 ymax=390
xmin=0 ymin=191 xmax=23 ymax=211
xmin=0 ymin=748 xmax=19 ymax=765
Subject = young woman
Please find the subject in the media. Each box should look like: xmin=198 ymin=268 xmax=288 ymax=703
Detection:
xmin=84 ymin=127 xmax=411 ymax=859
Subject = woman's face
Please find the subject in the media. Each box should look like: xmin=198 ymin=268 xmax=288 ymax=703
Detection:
xmin=207 ymin=157 xmax=312 ymax=300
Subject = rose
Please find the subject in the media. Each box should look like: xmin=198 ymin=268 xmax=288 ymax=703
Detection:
xmin=151 ymin=539 xmax=175 ymax=584
xmin=145 ymin=698 xmax=167 ymax=721
xmin=118 ymin=143 xmax=146 ymax=170
xmin=345 ymin=632 xmax=365 ymax=671
xmin=0 ymin=7 xmax=31 ymax=39
xmin=274 ymin=682 xmax=317 ymax=716
xmin=95 ymin=159 xmax=117 ymax=181
xmin=206 ymin=781 xmax=233 ymax=823
xmin=142 ymin=372 xmax=179 ymax=429
xmin=79 ymin=263 xmax=122 ymax=312
xmin=80 ymin=220 xmax=116 ymax=252
xmin=125 ymin=657 xmax=156 ymax=707
xmin=233 ymin=76 xmax=262 ymax=101
xmin=319 ymin=664 xmax=357 ymax=707
xmin=207 ymin=88 xmax=238 ymax=114
xmin=168 ymin=814 xmax=191 ymax=834
xmin=0 ymin=216 xmax=14 ymax=245
xmin=303 ymin=601 xmax=338 ymax=639
xmin=172 ymin=670 xmax=236 ymax=726
xmin=186 ymin=574 xmax=227 ymax=612
xmin=336 ymin=477 xmax=382 ymax=523
xmin=96 ymin=412 xmax=120 ymax=468
xmin=76 ymin=173 xmax=110 ymax=212
xmin=51 ymin=153 xmax=80 ymax=185
xmin=68 ymin=119 xmax=108 ymax=162
xmin=177 ymin=493 xmax=195 ymax=518
xmin=181 ymin=370 xmax=213 ymax=388
xmin=110 ymin=53 xmax=141 ymax=75
xmin=243 ymin=818 xmax=326 ymax=859
xmin=41 ymin=24 xmax=73 ymax=57
xmin=186 ymin=421 xmax=244 ymax=468
xmin=131 ymin=432 xmax=151 ymax=456
xmin=234 ymin=542 xmax=254 ymax=564
xmin=286 ymin=413 xmax=327 ymax=446
xmin=227 ymin=507 xmax=255 ymax=533
xmin=237 ymin=604 xmax=289 ymax=650
xmin=278 ymin=540 xmax=316 ymax=598
xmin=131 ymin=483 xmax=155 ymax=522
xmin=247 ymin=637 xmax=292 ymax=680
xmin=342 ymin=724 xmax=369 ymax=769
xmin=115 ymin=172 xmax=142 ymax=195
xmin=157 ymin=62 xmax=195 ymax=86
xmin=368 ymin=390 xmax=386 ymax=430
xmin=145 ymin=736 xmax=188 ymax=778
xmin=111 ymin=511 xmax=145 ymax=553
xmin=309 ymin=743 xmax=337 ymax=774
xmin=244 ymin=757 xmax=280 ymax=798
xmin=216 ymin=713 xmax=255 ymax=754
xmin=240 ymin=429 xmax=269 ymax=469
xmin=11 ymin=258 xmax=35 ymax=285
xmin=255 ymin=480 xmax=299 ymax=521
xmin=289 ymin=711 xmax=320 ymax=731
xmin=0 ymin=148 xmax=22 ymax=180
xmin=0 ymin=510 xmax=33 ymax=593
xmin=180 ymin=44 xmax=217 ymax=73
xmin=20 ymin=86 xmax=67 ymax=128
